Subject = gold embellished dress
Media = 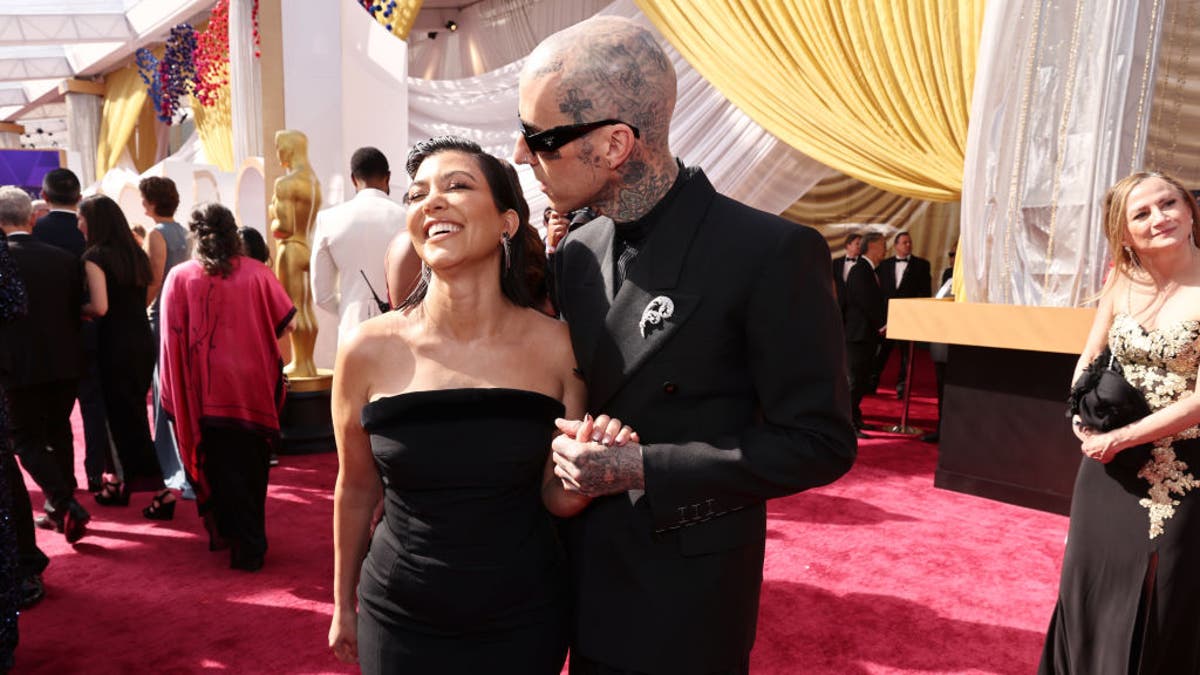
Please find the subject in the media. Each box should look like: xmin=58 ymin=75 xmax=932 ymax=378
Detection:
xmin=1040 ymin=313 xmax=1200 ymax=675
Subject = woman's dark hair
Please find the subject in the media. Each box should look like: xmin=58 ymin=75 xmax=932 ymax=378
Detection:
xmin=79 ymin=195 xmax=151 ymax=287
xmin=399 ymin=136 xmax=547 ymax=311
xmin=238 ymin=226 xmax=270 ymax=264
xmin=138 ymin=176 xmax=180 ymax=218
xmin=188 ymin=203 xmax=242 ymax=278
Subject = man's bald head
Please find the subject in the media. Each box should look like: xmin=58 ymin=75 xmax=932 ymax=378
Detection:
xmin=521 ymin=16 xmax=676 ymax=151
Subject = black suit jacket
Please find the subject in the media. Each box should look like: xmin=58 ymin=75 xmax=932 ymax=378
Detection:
xmin=877 ymin=255 xmax=932 ymax=301
xmin=843 ymin=259 xmax=886 ymax=343
xmin=553 ymin=168 xmax=856 ymax=673
xmin=33 ymin=211 xmax=85 ymax=258
xmin=831 ymin=254 xmax=858 ymax=312
xmin=0 ymin=233 xmax=83 ymax=387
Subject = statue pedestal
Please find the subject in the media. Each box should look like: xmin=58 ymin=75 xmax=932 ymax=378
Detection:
xmin=279 ymin=369 xmax=334 ymax=454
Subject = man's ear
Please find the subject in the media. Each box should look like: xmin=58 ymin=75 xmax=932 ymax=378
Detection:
xmin=605 ymin=125 xmax=638 ymax=170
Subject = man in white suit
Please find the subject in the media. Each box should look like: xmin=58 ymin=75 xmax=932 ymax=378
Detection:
xmin=310 ymin=147 xmax=404 ymax=343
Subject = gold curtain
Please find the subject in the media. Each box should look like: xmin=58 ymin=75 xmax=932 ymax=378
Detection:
xmin=787 ymin=172 xmax=960 ymax=288
xmin=97 ymin=61 xmax=158 ymax=178
xmin=192 ymin=84 xmax=234 ymax=172
xmin=636 ymin=0 xmax=985 ymax=202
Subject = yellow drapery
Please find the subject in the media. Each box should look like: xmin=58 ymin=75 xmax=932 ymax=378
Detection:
xmin=96 ymin=61 xmax=159 ymax=178
xmin=192 ymin=83 xmax=234 ymax=172
xmin=636 ymin=0 xmax=985 ymax=202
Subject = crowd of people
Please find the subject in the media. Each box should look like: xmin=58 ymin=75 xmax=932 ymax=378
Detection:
xmin=1 ymin=13 xmax=1199 ymax=675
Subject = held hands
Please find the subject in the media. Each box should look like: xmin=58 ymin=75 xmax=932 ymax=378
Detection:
xmin=1073 ymin=415 xmax=1129 ymax=464
xmin=552 ymin=414 xmax=644 ymax=497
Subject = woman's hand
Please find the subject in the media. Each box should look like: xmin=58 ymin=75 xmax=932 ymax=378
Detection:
xmin=328 ymin=607 xmax=358 ymax=664
xmin=1080 ymin=427 xmax=1130 ymax=464
xmin=1070 ymin=415 xmax=1092 ymax=443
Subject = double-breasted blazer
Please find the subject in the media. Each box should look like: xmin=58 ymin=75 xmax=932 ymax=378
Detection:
xmin=552 ymin=167 xmax=856 ymax=673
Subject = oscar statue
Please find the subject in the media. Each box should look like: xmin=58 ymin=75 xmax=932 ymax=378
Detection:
xmin=270 ymin=129 xmax=333 ymax=452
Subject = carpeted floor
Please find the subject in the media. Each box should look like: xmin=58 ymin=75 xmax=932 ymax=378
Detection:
xmin=13 ymin=352 xmax=1068 ymax=674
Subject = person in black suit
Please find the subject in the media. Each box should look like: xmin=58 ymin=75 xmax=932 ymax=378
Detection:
xmin=515 ymin=17 xmax=856 ymax=675
xmin=844 ymin=231 xmax=888 ymax=437
xmin=873 ymin=231 xmax=932 ymax=398
xmin=31 ymin=169 xmax=108 ymax=498
xmin=831 ymin=230 xmax=863 ymax=311
xmin=0 ymin=186 xmax=90 ymax=542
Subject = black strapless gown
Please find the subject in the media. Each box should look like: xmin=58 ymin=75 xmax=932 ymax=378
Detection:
xmin=356 ymin=388 xmax=568 ymax=674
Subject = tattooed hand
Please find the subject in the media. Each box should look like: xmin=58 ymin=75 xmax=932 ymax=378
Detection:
xmin=552 ymin=414 xmax=643 ymax=497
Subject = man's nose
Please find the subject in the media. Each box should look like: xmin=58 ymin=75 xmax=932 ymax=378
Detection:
xmin=513 ymin=135 xmax=537 ymax=166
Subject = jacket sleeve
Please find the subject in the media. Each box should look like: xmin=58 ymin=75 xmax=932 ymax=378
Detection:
xmin=641 ymin=225 xmax=857 ymax=531
xmin=309 ymin=215 xmax=339 ymax=316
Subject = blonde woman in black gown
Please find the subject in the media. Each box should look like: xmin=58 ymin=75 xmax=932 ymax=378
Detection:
xmin=328 ymin=137 xmax=633 ymax=674
xmin=1041 ymin=171 xmax=1200 ymax=674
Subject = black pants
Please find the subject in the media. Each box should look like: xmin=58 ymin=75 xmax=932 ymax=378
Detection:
xmin=874 ymin=339 xmax=910 ymax=390
xmin=8 ymin=379 xmax=78 ymax=511
xmin=846 ymin=339 xmax=879 ymax=428
xmin=98 ymin=354 xmax=162 ymax=492
xmin=569 ymin=654 xmax=748 ymax=675
xmin=78 ymin=322 xmax=109 ymax=485
xmin=201 ymin=426 xmax=271 ymax=558
xmin=2 ymin=451 xmax=48 ymax=579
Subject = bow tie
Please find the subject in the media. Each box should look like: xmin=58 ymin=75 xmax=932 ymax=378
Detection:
xmin=847 ymin=257 xmax=858 ymax=262
xmin=896 ymin=257 xmax=910 ymax=262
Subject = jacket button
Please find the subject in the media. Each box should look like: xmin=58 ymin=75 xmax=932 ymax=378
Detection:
xmin=663 ymin=381 xmax=677 ymax=394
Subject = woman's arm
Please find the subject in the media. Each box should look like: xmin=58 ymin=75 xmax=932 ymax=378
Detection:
xmin=81 ymin=260 xmax=108 ymax=318
xmin=1069 ymin=281 xmax=1117 ymax=442
xmin=144 ymin=228 xmax=167 ymax=308
xmin=542 ymin=369 xmax=592 ymax=518
xmin=1084 ymin=363 xmax=1200 ymax=461
xmin=328 ymin=332 xmax=383 ymax=664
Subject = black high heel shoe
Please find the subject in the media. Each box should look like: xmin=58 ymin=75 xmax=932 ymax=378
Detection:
xmin=94 ymin=479 xmax=130 ymax=506
xmin=143 ymin=489 xmax=176 ymax=521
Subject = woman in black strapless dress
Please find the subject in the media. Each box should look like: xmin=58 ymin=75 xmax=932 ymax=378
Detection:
xmin=329 ymin=137 xmax=633 ymax=674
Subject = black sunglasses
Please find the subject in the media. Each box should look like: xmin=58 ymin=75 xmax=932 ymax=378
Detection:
xmin=519 ymin=118 xmax=640 ymax=153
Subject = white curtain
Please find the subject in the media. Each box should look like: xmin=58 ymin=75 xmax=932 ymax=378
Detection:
xmin=229 ymin=0 xmax=262 ymax=165
xmin=959 ymin=0 xmax=1164 ymax=306
xmin=407 ymin=0 xmax=833 ymax=222
xmin=65 ymin=91 xmax=102 ymax=186
xmin=408 ymin=0 xmax=612 ymax=80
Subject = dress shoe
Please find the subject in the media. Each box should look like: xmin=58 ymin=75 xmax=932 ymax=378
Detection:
xmin=855 ymin=429 xmax=872 ymax=439
xmin=61 ymin=501 xmax=91 ymax=544
xmin=920 ymin=432 xmax=940 ymax=443
xmin=230 ymin=548 xmax=264 ymax=572
xmin=268 ymin=453 xmax=279 ymax=468
xmin=87 ymin=476 xmax=103 ymax=493
xmin=18 ymin=574 xmax=44 ymax=609
xmin=34 ymin=513 xmax=59 ymax=532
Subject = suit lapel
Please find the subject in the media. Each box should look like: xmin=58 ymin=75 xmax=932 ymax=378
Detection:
xmin=559 ymin=216 xmax=616 ymax=377
xmin=584 ymin=168 xmax=714 ymax=409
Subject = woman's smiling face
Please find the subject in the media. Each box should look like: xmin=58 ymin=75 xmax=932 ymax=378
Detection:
xmin=405 ymin=150 xmax=513 ymax=272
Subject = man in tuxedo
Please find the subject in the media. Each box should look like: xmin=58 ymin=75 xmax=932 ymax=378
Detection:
xmin=874 ymin=232 xmax=932 ymax=398
xmin=515 ymin=16 xmax=856 ymax=674
xmin=311 ymin=147 xmax=404 ymax=343
xmin=0 ymin=187 xmax=89 ymax=554
xmin=831 ymin=230 xmax=863 ymax=310
xmin=844 ymin=232 xmax=888 ymax=437
xmin=31 ymin=169 xmax=108 ymax=498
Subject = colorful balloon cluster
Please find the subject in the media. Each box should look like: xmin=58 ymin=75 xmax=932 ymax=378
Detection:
xmin=135 ymin=0 xmax=261 ymax=121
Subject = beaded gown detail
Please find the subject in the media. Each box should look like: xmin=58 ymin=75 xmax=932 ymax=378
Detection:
xmin=1040 ymin=313 xmax=1200 ymax=674
xmin=355 ymin=388 xmax=568 ymax=674
xmin=0 ymin=237 xmax=28 ymax=672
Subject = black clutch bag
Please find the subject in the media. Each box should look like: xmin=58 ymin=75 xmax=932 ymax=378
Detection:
xmin=1068 ymin=346 xmax=1151 ymax=432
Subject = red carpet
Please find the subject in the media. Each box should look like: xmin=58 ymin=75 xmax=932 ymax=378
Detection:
xmin=13 ymin=352 xmax=1068 ymax=674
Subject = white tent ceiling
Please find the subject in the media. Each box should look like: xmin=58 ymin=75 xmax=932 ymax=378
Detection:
xmin=0 ymin=0 xmax=471 ymax=147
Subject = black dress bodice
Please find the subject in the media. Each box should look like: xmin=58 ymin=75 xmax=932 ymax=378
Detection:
xmin=358 ymin=387 xmax=566 ymax=636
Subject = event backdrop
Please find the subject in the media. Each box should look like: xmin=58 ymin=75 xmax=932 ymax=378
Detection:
xmin=0 ymin=149 xmax=61 ymax=197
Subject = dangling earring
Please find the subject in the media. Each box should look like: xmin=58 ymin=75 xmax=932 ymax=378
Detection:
xmin=501 ymin=232 xmax=512 ymax=273
xmin=1124 ymin=245 xmax=1139 ymax=267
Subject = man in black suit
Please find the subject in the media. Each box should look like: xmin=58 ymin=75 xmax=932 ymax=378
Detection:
xmin=874 ymin=232 xmax=932 ymax=398
xmin=0 ymin=186 xmax=89 ymax=542
xmin=32 ymin=169 xmax=108 ymax=496
xmin=831 ymin=230 xmax=863 ymax=311
xmin=844 ymin=232 xmax=888 ymax=437
xmin=515 ymin=17 xmax=856 ymax=675
xmin=32 ymin=169 xmax=85 ymax=257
